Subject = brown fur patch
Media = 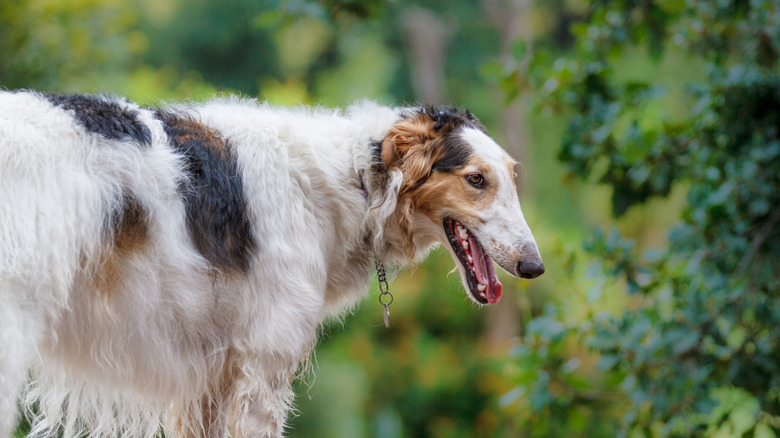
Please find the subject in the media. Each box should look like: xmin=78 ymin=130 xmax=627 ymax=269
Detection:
xmin=92 ymin=195 xmax=149 ymax=296
xmin=411 ymin=155 xmax=498 ymax=224
xmin=166 ymin=116 xmax=228 ymax=152
xmin=113 ymin=194 xmax=149 ymax=252
xmin=381 ymin=113 xmax=441 ymax=174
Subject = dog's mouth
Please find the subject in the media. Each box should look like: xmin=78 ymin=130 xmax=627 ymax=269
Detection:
xmin=443 ymin=218 xmax=502 ymax=305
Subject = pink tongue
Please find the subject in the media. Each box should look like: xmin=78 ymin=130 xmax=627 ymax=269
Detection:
xmin=468 ymin=234 xmax=503 ymax=304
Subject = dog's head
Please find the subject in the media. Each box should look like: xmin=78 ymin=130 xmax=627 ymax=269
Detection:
xmin=379 ymin=107 xmax=544 ymax=305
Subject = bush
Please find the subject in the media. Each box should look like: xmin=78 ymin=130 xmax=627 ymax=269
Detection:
xmin=501 ymin=1 xmax=780 ymax=435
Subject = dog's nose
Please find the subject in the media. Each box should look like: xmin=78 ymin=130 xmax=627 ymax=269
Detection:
xmin=516 ymin=259 xmax=545 ymax=279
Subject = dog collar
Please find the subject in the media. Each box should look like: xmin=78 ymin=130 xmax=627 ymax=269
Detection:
xmin=375 ymin=260 xmax=392 ymax=328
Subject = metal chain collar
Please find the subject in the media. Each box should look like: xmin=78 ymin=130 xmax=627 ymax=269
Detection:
xmin=375 ymin=260 xmax=393 ymax=328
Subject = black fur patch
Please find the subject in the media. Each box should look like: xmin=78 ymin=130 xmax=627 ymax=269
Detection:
xmin=370 ymin=139 xmax=386 ymax=172
xmin=419 ymin=106 xmax=487 ymax=134
xmin=433 ymin=135 xmax=473 ymax=173
xmin=419 ymin=106 xmax=483 ymax=173
xmin=45 ymin=93 xmax=151 ymax=146
xmin=154 ymin=110 xmax=256 ymax=274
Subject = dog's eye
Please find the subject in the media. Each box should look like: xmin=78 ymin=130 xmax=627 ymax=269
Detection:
xmin=466 ymin=173 xmax=485 ymax=188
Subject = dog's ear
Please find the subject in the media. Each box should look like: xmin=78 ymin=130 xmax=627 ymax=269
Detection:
xmin=381 ymin=112 xmax=445 ymax=190
xmin=379 ymin=112 xmax=445 ymax=262
xmin=381 ymin=113 xmax=434 ymax=169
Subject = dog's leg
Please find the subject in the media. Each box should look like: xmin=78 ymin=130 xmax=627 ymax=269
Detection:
xmin=228 ymin=290 xmax=322 ymax=438
xmin=0 ymin=300 xmax=45 ymax=438
xmin=229 ymin=364 xmax=296 ymax=438
xmin=171 ymin=352 xmax=237 ymax=438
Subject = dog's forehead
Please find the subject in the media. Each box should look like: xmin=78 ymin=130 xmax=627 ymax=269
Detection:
xmin=459 ymin=127 xmax=512 ymax=171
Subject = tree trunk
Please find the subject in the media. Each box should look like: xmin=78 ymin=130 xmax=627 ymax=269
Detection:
xmin=401 ymin=7 xmax=450 ymax=105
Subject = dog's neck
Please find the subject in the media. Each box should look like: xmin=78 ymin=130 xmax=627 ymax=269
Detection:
xmin=356 ymin=139 xmax=435 ymax=269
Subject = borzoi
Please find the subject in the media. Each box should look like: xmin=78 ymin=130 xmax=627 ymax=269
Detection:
xmin=0 ymin=91 xmax=544 ymax=438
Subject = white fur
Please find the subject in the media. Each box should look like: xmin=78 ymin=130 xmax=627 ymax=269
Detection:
xmin=0 ymin=92 xmax=540 ymax=438
xmin=459 ymin=127 xmax=541 ymax=272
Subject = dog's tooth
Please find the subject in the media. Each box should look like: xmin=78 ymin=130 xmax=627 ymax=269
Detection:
xmin=462 ymin=241 xmax=469 ymax=250
xmin=477 ymin=283 xmax=486 ymax=292
xmin=467 ymin=255 xmax=473 ymax=264
xmin=459 ymin=228 xmax=468 ymax=239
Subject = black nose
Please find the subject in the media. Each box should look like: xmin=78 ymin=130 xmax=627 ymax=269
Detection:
xmin=517 ymin=260 xmax=545 ymax=279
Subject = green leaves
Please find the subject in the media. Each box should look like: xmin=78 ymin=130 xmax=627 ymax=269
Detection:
xmin=0 ymin=0 xmax=142 ymax=91
xmin=697 ymin=387 xmax=772 ymax=437
xmin=514 ymin=0 xmax=780 ymax=435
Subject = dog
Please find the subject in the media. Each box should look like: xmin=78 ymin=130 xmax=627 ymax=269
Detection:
xmin=0 ymin=90 xmax=544 ymax=438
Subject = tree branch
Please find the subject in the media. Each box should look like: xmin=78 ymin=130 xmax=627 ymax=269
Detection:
xmin=735 ymin=203 xmax=780 ymax=277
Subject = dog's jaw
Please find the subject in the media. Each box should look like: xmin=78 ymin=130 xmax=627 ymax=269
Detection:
xmin=443 ymin=218 xmax=502 ymax=304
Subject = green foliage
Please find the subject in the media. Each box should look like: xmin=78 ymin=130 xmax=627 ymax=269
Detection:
xmin=141 ymin=0 xmax=279 ymax=95
xmin=0 ymin=0 xmax=143 ymax=91
xmin=501 ymin=310 xmax=623 ymax=437
xmin=498 ymin=0 xmax=780 ymax=435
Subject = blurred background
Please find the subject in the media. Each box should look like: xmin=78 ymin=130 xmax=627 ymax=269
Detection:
xmin=4 ymin=0 xmax=779 ymax=436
